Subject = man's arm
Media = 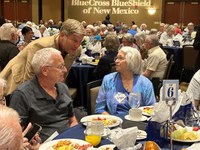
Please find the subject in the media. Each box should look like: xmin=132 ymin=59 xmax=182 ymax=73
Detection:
xmin=194 ymin=99 xmax=200 ymax=110
xmin=143 ymin=69 xmax=153 ymax=78
xmin=69 ymin=116 xmax=78 ymax=127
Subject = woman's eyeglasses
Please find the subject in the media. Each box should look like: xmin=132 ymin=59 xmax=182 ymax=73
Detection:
xmin=114 ymin=57 xmax=125 ymax=62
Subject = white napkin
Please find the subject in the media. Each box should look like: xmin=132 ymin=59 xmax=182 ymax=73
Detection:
xmin=151 ymin=90 xmax=193 ymax=123
xmin=173 ymin=33 xmax=183 ymax=47
xmin=79 ymin=49 xmax=94 ymax=63
xmin=187 ymin=143 xmax=200 ymax=150
xmin=89 ymin=41 xmax=102 ymax=54
xmin=109 ymin=127 xmax=138 ymax=149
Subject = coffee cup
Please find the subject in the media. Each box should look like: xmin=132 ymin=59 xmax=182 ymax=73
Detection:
xmin=129 ymin=108 xmax=142 ymax=121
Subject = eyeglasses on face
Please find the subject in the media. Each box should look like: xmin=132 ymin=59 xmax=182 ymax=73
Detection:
xmin=46 ymin=64 xmax=66 ymax=70
xmin=114 ymin=56 xmax=125 ymax=62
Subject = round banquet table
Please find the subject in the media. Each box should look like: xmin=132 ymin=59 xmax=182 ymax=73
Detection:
xmin=54 ymin=115 xmax=194 ymax=150
xmin=67 ymin=63 xmax=95 ymax=107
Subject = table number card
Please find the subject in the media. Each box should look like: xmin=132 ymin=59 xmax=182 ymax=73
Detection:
xmin=162 ymin=80 xmax=179 ymax=101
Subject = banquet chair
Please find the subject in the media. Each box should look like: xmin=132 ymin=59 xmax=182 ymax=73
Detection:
xmin=65 ymin=78 xmax=77 ymax=100
xmin=163 ymin=54 xmax=174 ymax=79
xmin=109 ymin=62 xmax=116 ymax=73
xmin=180 ymin=45 xmax=199 ymax=82
xmin=86 ymin=79 xmax=102 ymax=115
xmin=68 ymin=88 xmax=77 ymax=100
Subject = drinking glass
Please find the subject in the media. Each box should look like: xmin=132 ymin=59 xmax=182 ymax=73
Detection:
xmin=129 ymin=93 xmax=141 ymax=108
xmin=185 ymin=109 xmax=199 ymax=127
xmin=85 ymin=121 xmax=102 ymax=146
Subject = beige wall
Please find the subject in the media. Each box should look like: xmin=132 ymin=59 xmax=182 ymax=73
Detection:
xmin=66 ymin=0 xmax=163 ymax=29
xmin=32 ymin=0 xmax=38 ymax=24
xmin=42 ymin=0 xmax=61 ymax=24
xmin=32 ymin=0 xmax=163 ymax=29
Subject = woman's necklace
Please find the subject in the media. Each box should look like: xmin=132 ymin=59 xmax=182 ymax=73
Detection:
xmin=122 ymin=78 xmax=133 ymax=93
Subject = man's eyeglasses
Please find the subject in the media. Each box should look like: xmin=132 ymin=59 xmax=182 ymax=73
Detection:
xmin=46 ymin=64 xmax=66 ymax=70
xmin=114 ymin=57 xmax=125 ymax=62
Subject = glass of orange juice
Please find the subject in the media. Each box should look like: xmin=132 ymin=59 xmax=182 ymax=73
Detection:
xmin=85 ymin=121 xmax=103 ymax=146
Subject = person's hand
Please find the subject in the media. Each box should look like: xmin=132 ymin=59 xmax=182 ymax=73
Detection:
xmin=69 ymin=116 xmax=78 ymax=127
xmin=26 ymin=134 xmax=41 ymax=150
xmin=102 ymin=111 xmax=110 ymax=115
xmin=22 ymin=123 xmax=41 ymax=150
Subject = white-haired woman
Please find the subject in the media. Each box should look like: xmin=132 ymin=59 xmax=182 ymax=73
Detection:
xmin=159 ymin=25 xmax=176 ymax=46
xmin=95 ymin=46 xmax=156 ymax=115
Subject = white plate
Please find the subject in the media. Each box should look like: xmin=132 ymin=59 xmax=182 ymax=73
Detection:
xmin=98 ymin=144 xmax=116 ymax=150
xmin=139 ymin=106 xmax=154 ymax=117
xmin=137 ymin=130 xmax=147 ymax=140
xmin=125 ymin=115 xmax=148 ymax=122
xmin=172 ymin=132 xmax=200 ymax=143
xmin=171 ymin=127 xmax=200 ymax=143
xmin=39 ymin=139 xmax=93 ymax=150
xmin=89 ymin=62 xmax=98 ymax=66
xmin=80 ymin=114 xmax=123 ymax=128
xmin=172 ymin=138 xmax=200 ymax=143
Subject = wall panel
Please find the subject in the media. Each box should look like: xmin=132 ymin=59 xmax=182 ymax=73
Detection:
xmin=42 ymin=0 xmax=61 ymax=24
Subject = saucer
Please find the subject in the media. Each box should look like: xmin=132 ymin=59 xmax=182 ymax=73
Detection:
xmin=125 ymin=115 xmax=148 ymax=121
xmin=98 ymin=144 xmax=116 ymax=150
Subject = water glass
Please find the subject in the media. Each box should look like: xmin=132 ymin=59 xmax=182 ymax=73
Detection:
xmin=185 ymin=109 xmax=200 ymax=127
xmin=85 ymin=121 xmax=102 ymax=146
xmin=129 ymin=93 xmax=141 ymax=108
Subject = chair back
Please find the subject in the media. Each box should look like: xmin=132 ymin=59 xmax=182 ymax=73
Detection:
xmin=151 ymin=54 xmax=174 ymax=101
xmin=182 ymin=45 xmax=199 ymax=70
xmin=180 ymin=45 xmax=199 ymax=82
xmin=163 ymin=54 xmax=174 ymax=79
xmin=109 ymin=62 xmax=116 ymax=73
xmin=86 ymin=79 xmax=102 ymax=115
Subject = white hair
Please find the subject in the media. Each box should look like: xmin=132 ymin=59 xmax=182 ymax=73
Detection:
xmin=0 ymin=23 xmax=16 ymax=40
xmin=31 ymin=47 xmax=61 ymax=75
xmin=120 ymin=46 xmax=142 ymax=74
xmin=0 ymin=105 xmax=21 ymax=150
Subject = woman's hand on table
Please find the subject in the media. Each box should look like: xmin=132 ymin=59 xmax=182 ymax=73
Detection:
xmin=102 ymin=111 xmax=110 ymax=115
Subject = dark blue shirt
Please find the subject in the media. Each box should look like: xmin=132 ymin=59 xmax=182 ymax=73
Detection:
xmin=10 ymin=76 xmax=74 ymax=142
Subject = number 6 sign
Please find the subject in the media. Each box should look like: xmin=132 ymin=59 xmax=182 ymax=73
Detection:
xmin=162 ymin=80 xmax=179 ymax=101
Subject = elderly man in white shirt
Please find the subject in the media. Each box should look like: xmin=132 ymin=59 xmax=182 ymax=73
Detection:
xmin=186 ymin=69 xmax=200 ymax=110
xmin=143 ymin=34 xmax=168 ymax=80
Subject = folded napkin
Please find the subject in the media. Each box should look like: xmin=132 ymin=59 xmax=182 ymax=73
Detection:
xmin=88 ymin=41 xmax=102 ymax=54
xmin=187 ymin=143 xmax=200 ymax=150
xmin=109 ymin=127 xmax=138 ymax=149
xmin=79 ymin=49 xmax=94 ymax=63
xmin=151 ymin=90 xmax=193 ymax=123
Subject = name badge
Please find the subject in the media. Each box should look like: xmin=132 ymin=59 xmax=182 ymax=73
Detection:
xmin=115 ymin=92 xmax=126 ymax=103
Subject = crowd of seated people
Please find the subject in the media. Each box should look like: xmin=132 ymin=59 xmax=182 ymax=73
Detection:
xmin=1 ymin=16 xmax=200 ymax=148
xmin=93 ymin=34 xmax=119 ymax=80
